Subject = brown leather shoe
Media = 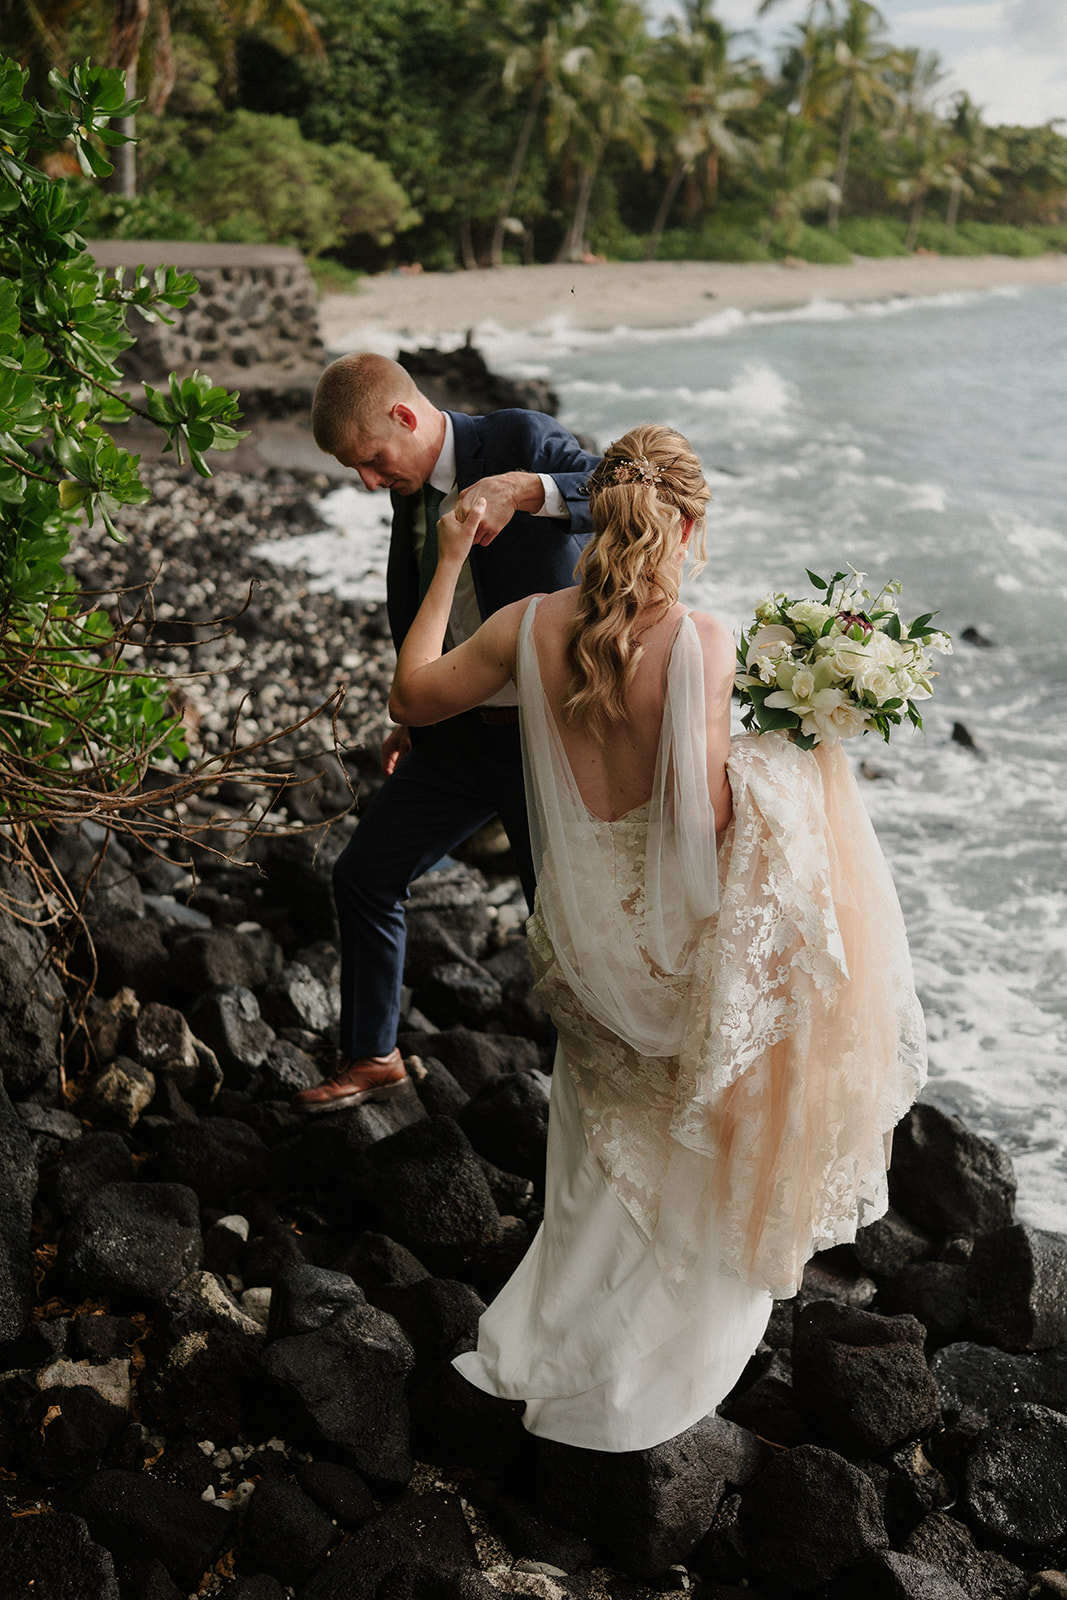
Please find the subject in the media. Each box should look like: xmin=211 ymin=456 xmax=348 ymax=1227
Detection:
xmin=291 ymin=1049 xmax=408 ymax=1113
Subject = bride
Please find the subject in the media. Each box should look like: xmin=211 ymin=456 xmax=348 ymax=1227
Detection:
xmin=389 ymin=423 xmax=926 ymax=1453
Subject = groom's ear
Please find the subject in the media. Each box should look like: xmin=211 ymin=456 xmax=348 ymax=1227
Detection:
xmin=391 ymin=402 xmax=418 ymax=433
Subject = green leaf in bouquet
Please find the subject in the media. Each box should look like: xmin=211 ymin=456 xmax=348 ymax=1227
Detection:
xmin=806 ymin=569 xmax=829 ymax=590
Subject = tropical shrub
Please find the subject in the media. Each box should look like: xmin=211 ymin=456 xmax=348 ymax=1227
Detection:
xmin=176 ymin=110 xmax=418 ymax=257
xmin=0 ymin=55 xmax=258 ymax=848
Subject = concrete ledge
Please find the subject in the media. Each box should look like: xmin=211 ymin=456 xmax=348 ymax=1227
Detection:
xmin=86 ymin=240 xmax=307 ymax=271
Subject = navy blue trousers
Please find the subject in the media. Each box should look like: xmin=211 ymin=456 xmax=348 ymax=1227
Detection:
xmin=332 ymin=710 xmax=535 ymax=1059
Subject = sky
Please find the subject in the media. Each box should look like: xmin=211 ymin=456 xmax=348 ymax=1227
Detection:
xmin=702 ymin=0 xmax=1067 ymax=128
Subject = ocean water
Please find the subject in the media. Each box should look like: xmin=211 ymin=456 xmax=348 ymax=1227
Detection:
xmin=258 ymin=283 xmax=1067 ymax=1231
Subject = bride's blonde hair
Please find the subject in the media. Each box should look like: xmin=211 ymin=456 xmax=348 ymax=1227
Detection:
xmin=563 ymin=423 xmax=711 ymax=734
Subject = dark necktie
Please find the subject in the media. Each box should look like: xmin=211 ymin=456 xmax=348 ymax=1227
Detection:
xmin=418 ymin=485 xmax=446 ymax=599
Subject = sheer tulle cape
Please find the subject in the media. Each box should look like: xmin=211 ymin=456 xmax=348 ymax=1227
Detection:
xmin=519 ymin=600 xmax=927 ymax=1303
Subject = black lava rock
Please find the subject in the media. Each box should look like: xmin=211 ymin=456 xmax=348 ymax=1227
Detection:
xmin=60 ymin=1181 xmax=203 ymax=1304
xmin=889 ymin=1104 xmax=1016 ymax=1238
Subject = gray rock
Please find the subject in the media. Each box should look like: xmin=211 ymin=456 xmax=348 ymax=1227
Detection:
xmin=374 ymin=1274 xmax=485 ymax=1366
xmin=74 ymin=1467 xmax=233 ymax=1591
xmin=153 ymin=1116 xmax=273 ymax=1208
xmin=85 ymin=985 xmax=141 ymax=1063
xmin=458 ymin=1071 xmax=550 ymax=1184
xmin=741 ymin=1444 xmax=889 ymax=1593
xmin=880 ymin=1260 xmax=968 ymax=1343
xmin=163 ymin=1268 xmax=265 ymax=1341
xmin=258 ymin=960 xmax=335 ymax=1035
xmin=889 ymin=1104 xmax=1016 ymax=1238
xmin=296 ymin=1459 xmax=376 ymax=1530
xmin=411 ymin=1053 xmax=470 ymax=1118
xmin=932 ymin=1340 xmax=1067 ymax=1428
xmin=967 ymin=1224 xmax=1067 ymax=1351
xmin=261 ymin=827 xmax=345 ymax=944
xmin=834 ymin=1550 xmax=972 ymax=1600
xmin=298 ymin=1487 xmax=480 ymax=1600
xmin=466 ymin=1476 xmax=597 ymax=1574
xmin=168 ymin=926 xmax=268 ymax=998
xmin=882 ymin=1441 xmax=954 ymax=1535
xmin=133 ymin=1001 xmax=201 ymax=1087
xmin=242 ymin=1476 xmax=338 ymax=1587
xmin=538 ymin=1412 xmax=768 ymax=1579
xmin=0 ymin=1510 xmax=120 ymax=1599
xmin=267 ymin=1262 xmax=366 ymax=1340
xmin=415 ymin=960 xmax=505 ymax=1029
xmin=963 ymin=1403 xmax=1067 ymax=1553
xmin=261 ymin=1300 xmax=415 ymax=1490
xmin=792 ymin=1301 xmax=941 ymax=1454
xmin=21 ymin=1357 xmax=132 ymax=1484
xmin=81 ymin=851 xmax=146 ymax=927
xmin=398 ymin=1026 xmax=541 ymax=1095
xmin=61 ymin=1181 xmax=203 ymax=1304
xmin=0 ymin=1075 xmax=37 ymax=1340
xmin=853 ymin=1208 xmax=933 ymax=1279
xmin=352 ymin=1116 xmax=503 ymax=1279
xmin=336 ymin=1231 xmax=430 ymax=1295
xmin=404 ymin=863 xmax=492 ymax=978
xmin=83 ymin=1055 xmax=156 ymax=1130
xmin=91 ymin=918 xmax=170 ymax=1001
xmin=42 ymin=1129 xmax=136 ymax=1218
xmin=185 ymin=983 xmax=274 ymax=1084
xmin=410 ymin=1357 xmax=531 ymax=1477
xmin=903 ymin=1511 xmax=1029 ymax=1600
xmin=259 ymin=1036 xmax=320 ymax=1097
xmin=0 ymin=865 xmax=65 ymax=1096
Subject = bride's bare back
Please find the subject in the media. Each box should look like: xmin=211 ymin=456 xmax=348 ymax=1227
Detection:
xmin=530 ymin=587 xmax=737 ymax=831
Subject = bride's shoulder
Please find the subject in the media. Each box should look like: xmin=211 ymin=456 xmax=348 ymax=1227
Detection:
xmin=687 ymin=609 xmax=736 ymax=670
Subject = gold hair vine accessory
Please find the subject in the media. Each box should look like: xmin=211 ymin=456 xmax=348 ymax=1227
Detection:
xmin=611 ymin=455 xmax=663 ymax=488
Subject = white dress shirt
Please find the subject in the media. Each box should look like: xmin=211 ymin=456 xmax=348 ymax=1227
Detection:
xmin=409 ymin=414 xmax=569 ymax=709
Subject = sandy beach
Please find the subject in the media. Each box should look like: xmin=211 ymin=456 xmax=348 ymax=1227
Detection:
xmin=319 ymin=252 xmax=1067 ymax=349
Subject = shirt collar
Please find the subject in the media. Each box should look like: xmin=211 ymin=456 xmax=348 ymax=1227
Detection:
xmin=428 ymin=413 xmax=456 ymax=495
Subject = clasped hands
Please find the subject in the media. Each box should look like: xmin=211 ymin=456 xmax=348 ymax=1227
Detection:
xmin=448 ymin=469 xmax=546 ymax=547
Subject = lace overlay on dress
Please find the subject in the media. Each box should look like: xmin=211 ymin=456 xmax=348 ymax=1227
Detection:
xmin=518 ymin=599 xmax=926 ymax=1302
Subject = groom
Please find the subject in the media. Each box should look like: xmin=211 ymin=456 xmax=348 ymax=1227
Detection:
xmin=293 ymin=352 xmax=600 ymax=1111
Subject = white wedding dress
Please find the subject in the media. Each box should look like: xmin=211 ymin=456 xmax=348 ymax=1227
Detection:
xmin=453 ymin=599 xmax=927 ymax=1452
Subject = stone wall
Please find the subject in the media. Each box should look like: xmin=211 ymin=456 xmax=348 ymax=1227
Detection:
xmin=86 ymin=241 xmax=326 ymax=415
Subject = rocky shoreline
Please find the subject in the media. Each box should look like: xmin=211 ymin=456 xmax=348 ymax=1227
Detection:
xmin=4 ymin=809 xmax=1067 ymax=1599
xmin=3 ymin=361 xmax=1066 ymax=1598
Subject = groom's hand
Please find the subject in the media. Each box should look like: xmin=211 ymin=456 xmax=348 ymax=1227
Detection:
xmin=456 ymin=471 xmax=545 ymax=545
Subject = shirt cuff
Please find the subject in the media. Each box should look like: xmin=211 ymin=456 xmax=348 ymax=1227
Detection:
xmin=538 ymin=474 xmax=570 ymax=520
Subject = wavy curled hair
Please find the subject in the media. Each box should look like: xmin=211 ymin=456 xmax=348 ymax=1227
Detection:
xmin=563 ymin=424 xmax=711 ymax=736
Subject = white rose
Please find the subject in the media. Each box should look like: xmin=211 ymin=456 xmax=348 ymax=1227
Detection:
xmin=785 ymin=599 xmax=835 ymax=630
xmin=800 ymin=688 xmax=870 ymax=745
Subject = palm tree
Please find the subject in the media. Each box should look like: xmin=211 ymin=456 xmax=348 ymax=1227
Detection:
xmin=644 ymin=0 xmax=761 ymax=260
xmin=803 ymin=0 xmax=905 ymax=230
xmin=885 ymin=111 xmax=957 ymax=249
xmin=546 ymin=0 xmax=655 ymax=264
xmin=942 ymin=92 xmax=1001 ymax=228
xmin=752 ymin=120 xmax=839 ymax=249
xmin=477 ymin=0 xmax=571 ymax=269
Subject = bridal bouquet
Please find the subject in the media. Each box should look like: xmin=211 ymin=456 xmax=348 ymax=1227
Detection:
xmin=736 ymin=569 xmax=952 ymax=749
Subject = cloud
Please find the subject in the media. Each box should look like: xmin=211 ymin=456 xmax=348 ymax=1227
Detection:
xmin=893 ymin=6 xmax=1005 ymax=30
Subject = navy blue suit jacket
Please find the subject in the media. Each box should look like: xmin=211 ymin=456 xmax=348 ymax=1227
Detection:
xmin=386 ymin=408 xmax=600 ymax=651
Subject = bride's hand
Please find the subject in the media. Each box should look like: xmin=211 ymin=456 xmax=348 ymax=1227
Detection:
xmin=437 ymin=496 xmax=486 ymax=564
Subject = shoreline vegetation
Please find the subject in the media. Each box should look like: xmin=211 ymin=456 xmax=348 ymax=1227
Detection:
xmin=318 ymin=251 xmax=1067 ymax=346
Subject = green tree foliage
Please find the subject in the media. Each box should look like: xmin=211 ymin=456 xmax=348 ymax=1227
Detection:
xmin=0 ymin=55 xmax=246 ymax=826
xmin=33 ymin=0 xmax=1067 ymax=267
xmin=176 ymin=109 xmax=417 ymax=256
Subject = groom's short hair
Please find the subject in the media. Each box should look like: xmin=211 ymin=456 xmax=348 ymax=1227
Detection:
xmin=312 ymin=352 xmax=419 ymax=455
